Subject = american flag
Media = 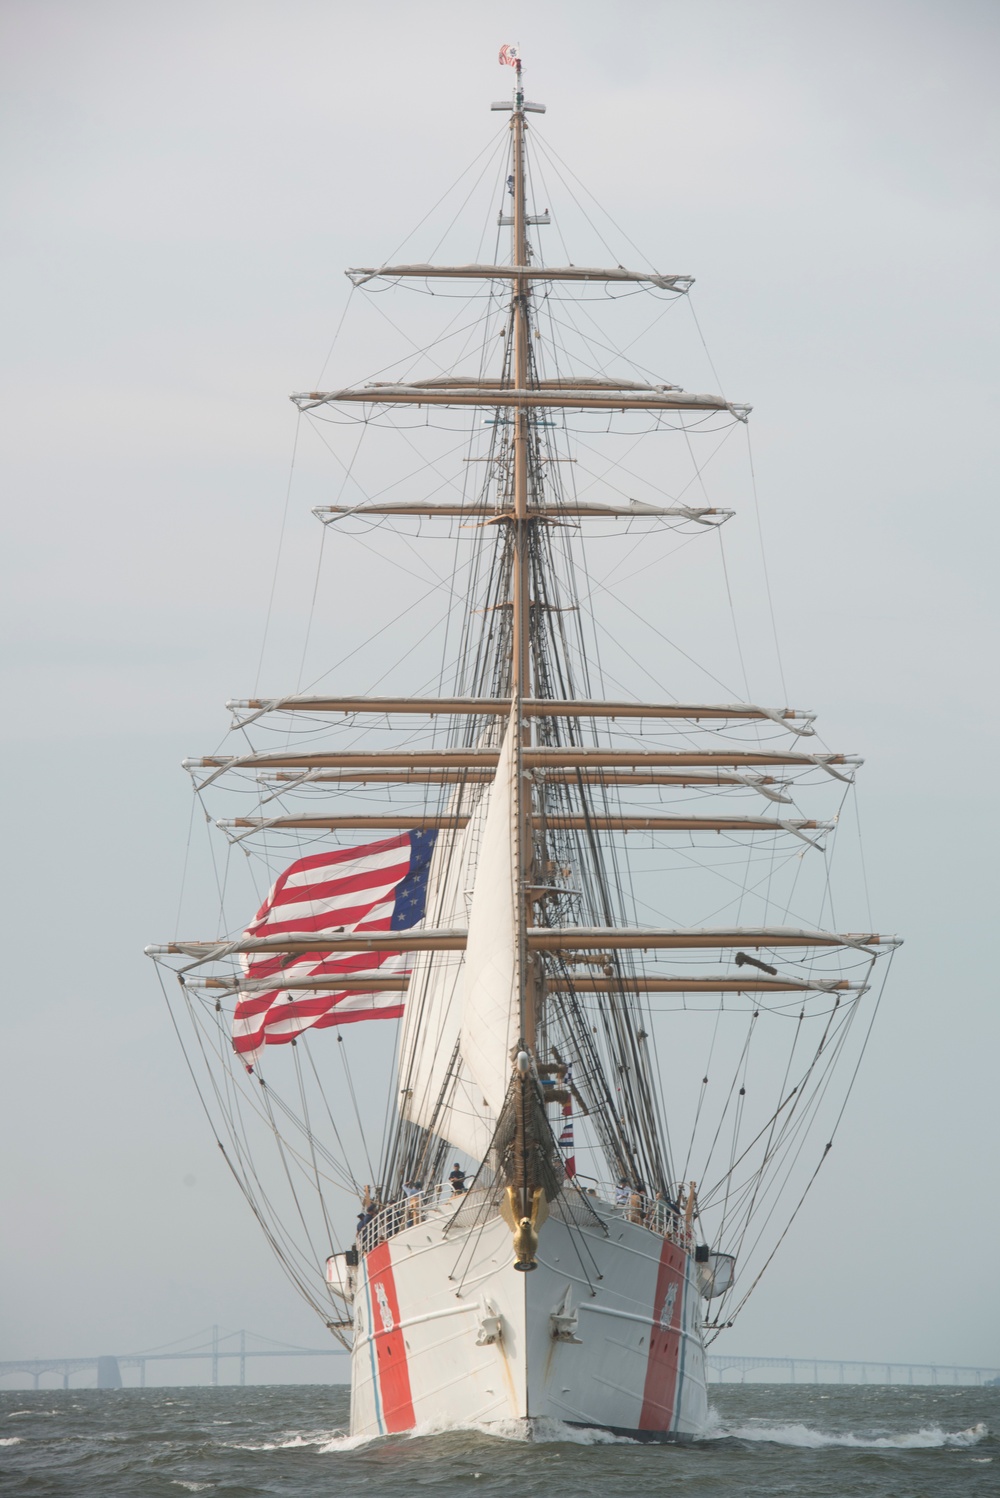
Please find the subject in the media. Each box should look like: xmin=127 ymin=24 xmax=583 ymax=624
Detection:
xmin=498 ymin=43 xmax=519 ymax=68
xmin=232 ymin=831 xmax=437 ymax=1063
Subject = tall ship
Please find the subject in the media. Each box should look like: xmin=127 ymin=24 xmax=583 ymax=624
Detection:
xmin=148 ymin=52 xmax=900 ymax=1440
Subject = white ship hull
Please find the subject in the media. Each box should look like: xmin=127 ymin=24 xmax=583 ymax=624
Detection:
xmin=349 ymin=1193 xmax=708 ymax=1440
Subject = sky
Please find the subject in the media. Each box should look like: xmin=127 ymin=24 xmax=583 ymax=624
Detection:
xmin=1 ymin=0 xmax=998 ymax=1387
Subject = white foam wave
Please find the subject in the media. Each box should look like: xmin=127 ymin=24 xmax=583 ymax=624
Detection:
xmin=233 ymin=1416 xmax=635 ymax=1453
xmin=406 ymin=1414 xmax=635 ymax=1445
xmin=315 ymin=1432 xmax=382 ymax=1452
xmin=0 ymin=1438 xmax=22 ymax=1447
xmin=532 ymin=1418 xmax=636 ymax=1446
xmin=226 ymin=1413 xmax=989 ymax=1455
xmin=228 ymin=1430 xmax=355 ymax=1453
xmin=703 ymin=1416 xmax=988 ymax=1450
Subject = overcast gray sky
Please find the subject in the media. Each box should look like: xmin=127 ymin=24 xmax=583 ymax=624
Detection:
xmin=2 ymin=0 xmax=998 ymax=1383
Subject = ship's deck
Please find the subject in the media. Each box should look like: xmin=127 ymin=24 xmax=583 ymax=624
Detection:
xmin=357 ymin=1181 xmax=695 ymax=1256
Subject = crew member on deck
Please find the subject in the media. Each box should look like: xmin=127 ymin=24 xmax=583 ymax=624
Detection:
xmin=403 ymin=1178 xmax=423 ymax=1224
xmin=448 ymin=1163 xmax=467 ymax=1195
xmin=647 ymin=1189 xmax=679 ymax=1232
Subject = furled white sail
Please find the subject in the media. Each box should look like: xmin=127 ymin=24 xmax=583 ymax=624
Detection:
xmin=396 ymin=785 xmax=496 ymax=1160
xmin=460 ymin=714 xmax=520 ymax=1115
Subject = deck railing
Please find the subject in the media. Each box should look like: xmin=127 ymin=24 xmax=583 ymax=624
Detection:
xmin=357 ymin=1182 xmax=469 ymax=1254
xmin=609 ymin=1195 xmax=695 ymax=1251
xmin=357 ymin=1181 xmax=695 ymax=1255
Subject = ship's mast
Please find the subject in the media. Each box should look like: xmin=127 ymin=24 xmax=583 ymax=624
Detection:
xmin=148 ymin=64 xmax=901 ymax=1323
xmin=509 ymin=59 xmax=535 ymax=1056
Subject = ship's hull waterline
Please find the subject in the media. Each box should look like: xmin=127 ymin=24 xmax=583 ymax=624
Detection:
xmin=350 ymin=1195 xmax=708 ymax=1440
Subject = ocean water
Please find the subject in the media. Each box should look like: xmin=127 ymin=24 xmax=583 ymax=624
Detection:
xmin=0 ymin=1382 xmax=994 ymax=1496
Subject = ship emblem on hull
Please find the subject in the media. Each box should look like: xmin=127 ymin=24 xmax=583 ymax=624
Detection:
xmin=659 ymin=1282 xmax=678 ymax=1330
xmin=374 ymin=1281 xmax=395 ymax=1332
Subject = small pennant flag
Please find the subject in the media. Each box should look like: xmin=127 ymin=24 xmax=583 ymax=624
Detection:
xmin=498 ymin=44 xmax=519 ymax=68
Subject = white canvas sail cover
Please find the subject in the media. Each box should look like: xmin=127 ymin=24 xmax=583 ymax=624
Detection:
xmin=396 ymin=782 xmax=497 ymax=1161
xmin=460 ymin=714 xmax=521 ymax=1116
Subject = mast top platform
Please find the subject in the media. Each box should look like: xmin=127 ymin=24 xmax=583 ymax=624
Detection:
xmin=494 ymin=43 xmax=543 ymax=114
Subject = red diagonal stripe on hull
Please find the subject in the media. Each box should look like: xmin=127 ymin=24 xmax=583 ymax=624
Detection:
xmin=365 ymin=1241 xmax=415 ymax=1432
xmin=639 ymin=1237 xmax=686 ymax=1432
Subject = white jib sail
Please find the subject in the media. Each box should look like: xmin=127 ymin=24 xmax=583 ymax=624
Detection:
xmin=395 ymin=782 xmax=497 ymax=1161
xmin=460 ymin=712 xmax=520 ymax=1116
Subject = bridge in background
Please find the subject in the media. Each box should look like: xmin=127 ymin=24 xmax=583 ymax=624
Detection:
xmin=1 ymin=1328 xmax=997 ymax=1390
xmin=0 ymin=1328 xmax=345 ymax=1389
xmin=707 ymin=1353 xmax=1000 ymax=1386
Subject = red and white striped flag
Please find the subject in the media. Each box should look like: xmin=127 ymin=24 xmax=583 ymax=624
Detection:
xmin=498 ymin=43 xmax=519 ymax=67
xmin=232 ymin=831 xmax=437 ymax=1063
xmin=559 ymin=1069 xmax=576 ymax=1179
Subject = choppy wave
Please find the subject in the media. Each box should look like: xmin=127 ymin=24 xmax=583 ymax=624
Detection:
xmin=3 ymin=1385 xmax=995 ymax=1497
xmin=233 ymin=1416 xmax=635 ymax=1451
xmin=230 ymin=1411 xmax=989 ymax=1454
xmin=228 ymin=1430 xmax=350 ymax=1452
xmin=409 ymin=1414 xmax=635 ymax=1445
xmin=407 ymin=1420 xmax=631 ymax=1444
xmin=703 ymin=1414 xmax=988 ymax=1450
xmin=316 ymin=1430 xmax=386 ymax=1452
